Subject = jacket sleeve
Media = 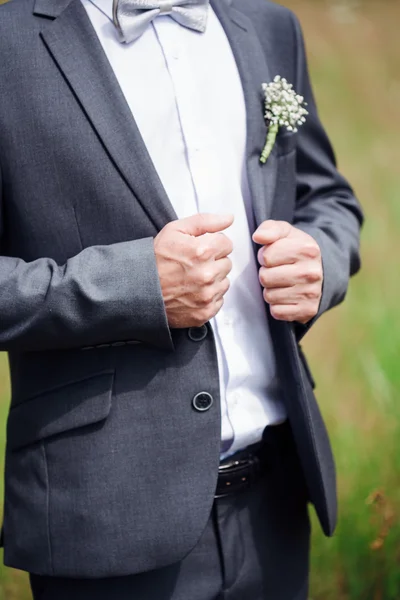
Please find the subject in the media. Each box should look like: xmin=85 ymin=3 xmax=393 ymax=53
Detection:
xmin=290 ymin=13 xmax=363 ymax=338
xmin=0 ymin=170 xmax=172 ymax=353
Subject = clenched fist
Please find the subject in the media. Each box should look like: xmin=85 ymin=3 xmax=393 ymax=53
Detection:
xmin=253 ymin=220 xmax=323 ymax=324
xmin=154 ymin=213 xmax=234 ymax=329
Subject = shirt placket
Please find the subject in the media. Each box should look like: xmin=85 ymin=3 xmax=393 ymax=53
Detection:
xmin=154 ymin=20 xmax=235 ymax=450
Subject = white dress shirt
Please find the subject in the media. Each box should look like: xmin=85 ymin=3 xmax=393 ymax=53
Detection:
xmin=82 ymin=0 xmax=287 ymax=456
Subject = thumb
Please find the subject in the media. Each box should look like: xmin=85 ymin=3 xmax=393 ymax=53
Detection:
xmin=252 ymin=220 xmax=292 ymax=246
xmin=174 ymin=213 xmax=234 ymax=237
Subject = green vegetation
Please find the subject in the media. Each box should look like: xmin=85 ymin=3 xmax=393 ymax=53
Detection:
xmin=0 ymin=358 xmax=30 ymax=599
xmin=286 ymin=1 xmax=400 ymax=597
xmin=0 ymin=0 xmax=399 ymax=597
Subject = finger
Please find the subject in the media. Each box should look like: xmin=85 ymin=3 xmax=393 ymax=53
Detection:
xmin=211 ymin=233 xmax=233 ymax=260
xmin=198 ymin=259 xmax=232 ymax=285
xmin=258 ymin=238 xmax=302 ymax=268
xmin=263 ymin=287 xmax=300 ymax=305
xmin=259 ymin=262 xmax=323 ymax=289
xmin=197 ymin=277 xmax=230 ymax=308
xmin=259 ymin=265 xmax=297 ymax=289
xmin=196 ymin=233 xmax=233 ymax=261
xmin=214 ymin=277 xmax=231 ymax=300
xmin=269 ymin=304 xmax=300 ymax=322
xmin=252 ymin=220 xmax=291 ymax=246
xmin=196 ymin=297 xmax=225 ymax=326
xmin=269 ymin=303 xmax=317 ymax=324
xmin=198 ymin=279 xmax=230 ymax=306
xmin=263 ymin=284 xmax=321 ymax=306
xmin=212 ymin=297 xmax=225 ymax=318
xmin=174 ymin=213 xmax=234 ymax=237
xmin=214 ymin=257 xmax=232 ymax=282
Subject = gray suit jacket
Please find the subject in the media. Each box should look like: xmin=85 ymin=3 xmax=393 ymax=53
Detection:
xmin=0 ymin=0 xmax=363 ymax=578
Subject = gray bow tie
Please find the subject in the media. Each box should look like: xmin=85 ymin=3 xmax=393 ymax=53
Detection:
xmin=113 ymin=0 xmax=210 ymax=44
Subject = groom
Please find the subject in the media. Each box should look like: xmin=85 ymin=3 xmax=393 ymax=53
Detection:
xmin=0 ymin=0 xmax=362 ymax=598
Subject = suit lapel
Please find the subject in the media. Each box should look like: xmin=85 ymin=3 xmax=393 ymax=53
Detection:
xmin=35 ymin=0 xmax=177 ymax=231
xmin=211 ymin=0 xmax=278 ymax=226
xmin=35 ymin=0 xmax=275 ymax=230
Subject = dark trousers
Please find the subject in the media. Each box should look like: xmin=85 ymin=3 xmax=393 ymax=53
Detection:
xmin=30 ymin=433 xmax=310 ymax=600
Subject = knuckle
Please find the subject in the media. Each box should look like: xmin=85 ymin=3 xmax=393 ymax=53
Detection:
xmin=263 ymin=254 xmax=274 ymax=269
xmin=216 ymin=297 xmax=225 ymax=313
xmin=201 ymin=306 xmax=215 ymax=322
xmin=263 ymin=289 xmax=274 ymax=304
xmin=305 ymin=288 xmax=320 ymax=301
xmin=194 ymin=312 xmax=207 ymax=327
xmin=225 ymin=258 xmax=233 ymax=275
xmin=270 ymin=305 xmax=296 ymax=322
xmin=259 ymin=267 xmax=268 ymax=287
xmin=214 ymin=298 xmax=225 ymax=315
xmin=270 ymin=306 xmax=284 ymax=320
xmin=222 ymin=278 xmax=231 ymax=294
xmin=199 ymin=289 xmax=214 ymax=306
xmin=193 ymin=310 xmax=208 ymax=326
xmin=302 ymin=241 xmax=320 ymax=260
xmin=262 ymin=249 xmax=273 ymax=268
xmin=304 ymin=267 xmax=322 ymax=284
xmin=195 ymin=242 xmax=211 ymax=261
xmin=298 ymin=305 xmax=316 ymax=322
xmin=194 ymin=316 xmax=207 ymax=327
xmin=200 ymin=268 xmax=215 ymax=285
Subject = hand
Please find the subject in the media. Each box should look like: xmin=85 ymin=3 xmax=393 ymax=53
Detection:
xmin=154 ymin=213 xmax=234 ymax=328
xmin=253 ymin=220 xmax=323 ymax=324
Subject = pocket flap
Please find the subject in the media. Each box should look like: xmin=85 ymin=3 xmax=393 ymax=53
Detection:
xmin=7 ymin=371 xmax=114 ymax=451
xmin=274 ymin=131 xmax=297 ymax=156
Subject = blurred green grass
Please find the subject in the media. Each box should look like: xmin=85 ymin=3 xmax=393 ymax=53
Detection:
xmin=285 ymin=1 xmax=400 ymax=598
xmin=0 ymin=0 xmax=399 ymax=598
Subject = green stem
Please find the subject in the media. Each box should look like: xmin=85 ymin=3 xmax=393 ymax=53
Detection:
xmin=260 ymin=123 xmax=279 ymax=164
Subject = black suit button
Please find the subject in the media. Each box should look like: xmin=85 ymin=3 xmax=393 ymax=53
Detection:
xmin=188 ymin=325 xmax=208 ymax=342
xmin=192 ymin=392 xmax=214 ymax=412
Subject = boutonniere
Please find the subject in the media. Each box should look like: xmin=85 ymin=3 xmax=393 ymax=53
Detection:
xmin=260 ymin=76 xmax=308 ymax=164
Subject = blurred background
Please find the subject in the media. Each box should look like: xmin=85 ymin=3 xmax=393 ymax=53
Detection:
xmin=0 ymin=0 xmax=399 ymax=598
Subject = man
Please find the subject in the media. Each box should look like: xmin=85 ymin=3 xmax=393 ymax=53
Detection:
xmin=0 ymin=0 xmax=362 ymax=597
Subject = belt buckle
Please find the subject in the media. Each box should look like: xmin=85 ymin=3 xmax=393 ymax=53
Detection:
xmin=218 ymin=458 xmax=249 ymax=473
xmin=215 ymin=457 xmax=253 ymax=499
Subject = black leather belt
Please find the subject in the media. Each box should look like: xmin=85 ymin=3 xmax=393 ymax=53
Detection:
xmin=215 ymin=421 xmax=293 ymax=499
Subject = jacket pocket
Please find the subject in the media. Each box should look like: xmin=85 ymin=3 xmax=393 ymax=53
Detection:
xmin=7 ymin=371 xmax=114 ymax=451
xmin=273 ymin=131 xmax=297 ymax=157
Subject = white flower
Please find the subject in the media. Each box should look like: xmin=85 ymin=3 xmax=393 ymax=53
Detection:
xmin=261 ymin=76 xmax=308 ymax=133
xmin=260 ymin=76 xmax=308 ymax=164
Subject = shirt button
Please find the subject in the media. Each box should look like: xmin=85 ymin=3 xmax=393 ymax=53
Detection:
xmin=192 ymin=392 xmax=214 ymax=412
xmin=188 ymin=325 xmax=208 ymax=342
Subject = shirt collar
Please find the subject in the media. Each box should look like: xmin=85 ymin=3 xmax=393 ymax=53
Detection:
xmin=87 ymin=0 xmax=114 ymax=22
